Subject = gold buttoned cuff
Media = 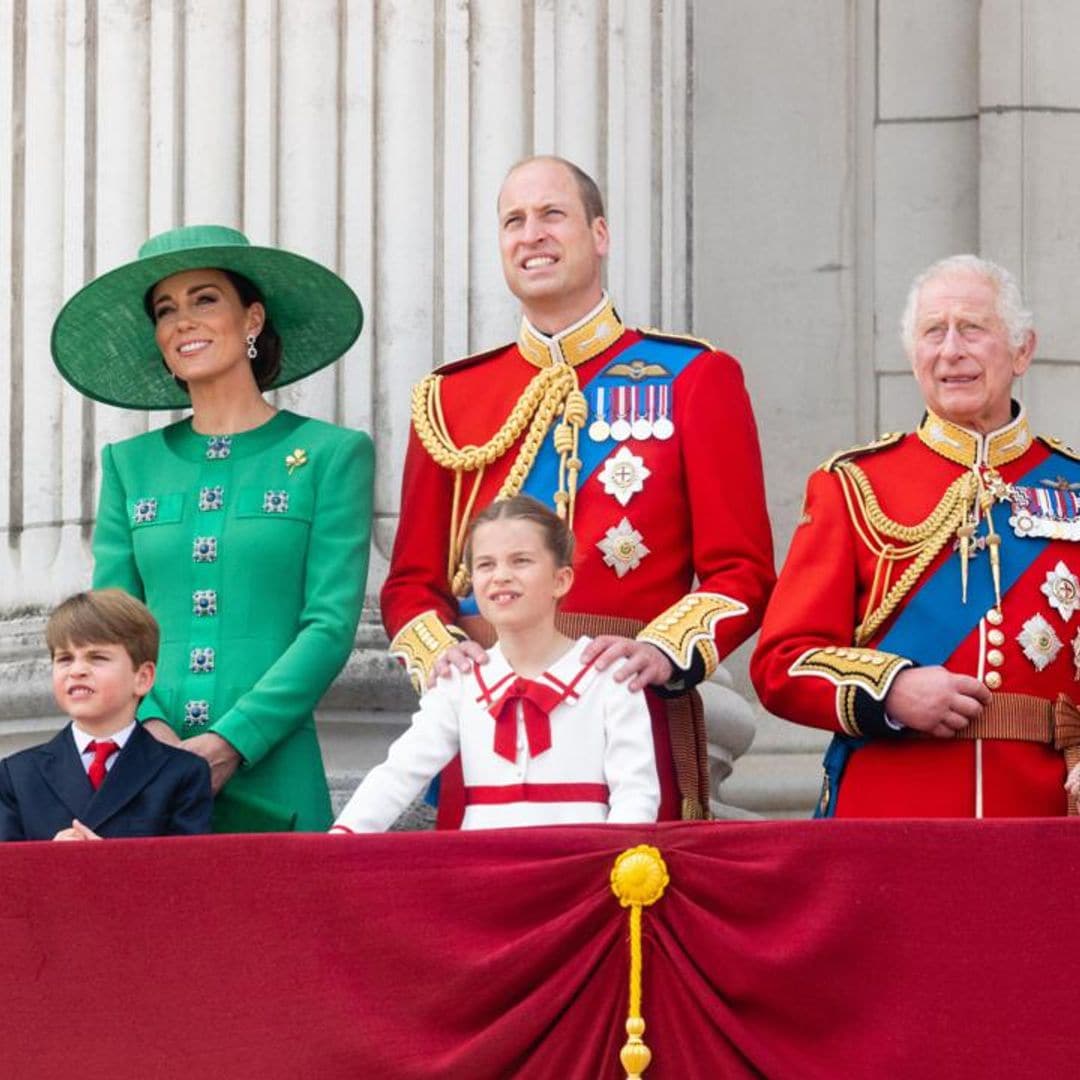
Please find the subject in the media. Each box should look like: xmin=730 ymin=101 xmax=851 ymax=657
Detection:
xmin=789 ymin=646 xmax=912 ymax=735
xmin=637 ymin=592 xmax=749 ymax=678
xmin=389 ymin=610 xmax=464 ymax=693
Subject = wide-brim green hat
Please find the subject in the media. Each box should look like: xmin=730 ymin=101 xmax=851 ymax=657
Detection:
xmin=51 ymin=224 xmax=363 ymax=410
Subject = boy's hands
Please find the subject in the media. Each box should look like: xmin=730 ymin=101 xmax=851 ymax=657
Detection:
xmin=53 ymin=818 xmax=102 ymax=842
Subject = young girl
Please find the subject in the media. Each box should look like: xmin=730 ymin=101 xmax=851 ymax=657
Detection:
xmin=331 ymin=495 xmax=660 ymax=832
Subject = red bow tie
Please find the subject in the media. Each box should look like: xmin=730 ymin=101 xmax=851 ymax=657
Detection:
xmin=489 ymin=677 xmax=564 ymax=763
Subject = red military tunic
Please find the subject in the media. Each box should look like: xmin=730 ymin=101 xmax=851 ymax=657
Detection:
xmin=382 ymin=295 xmax=775 ymax=820
xmin=751 ymin=406 xmax=1080 ymax=817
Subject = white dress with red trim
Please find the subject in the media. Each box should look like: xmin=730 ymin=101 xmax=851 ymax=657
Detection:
xmin=332 ymin=637 xmax=660 ymax=831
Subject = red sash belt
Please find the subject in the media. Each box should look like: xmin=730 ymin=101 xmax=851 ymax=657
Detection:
xmin=464 ymin=783 xmax=610 ymax=806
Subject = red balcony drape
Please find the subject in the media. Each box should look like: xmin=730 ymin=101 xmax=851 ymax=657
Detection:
xmin=0 ymin=820 xmax=1072 ymax=1079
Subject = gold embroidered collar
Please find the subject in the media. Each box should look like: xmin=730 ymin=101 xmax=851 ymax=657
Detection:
xmin=916 ymin=405 xmax=1032 ymax=467
xmin=518 ymin=294 xmax=623 ymax=369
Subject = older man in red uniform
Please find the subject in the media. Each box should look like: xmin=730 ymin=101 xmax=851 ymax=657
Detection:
xmin=752 ymin=255 xmax=1080 ymax=817
xmin=382 ymin=156 xmax=775 ymax=823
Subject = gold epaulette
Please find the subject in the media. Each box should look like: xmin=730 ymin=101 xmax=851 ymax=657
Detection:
xmin=636 ymin=326 xmax=716 ymax=352
xmin=1038 ymin=435 xmax=1080 ymax=463
xmin=433 ymin=342 xmax=511 ymax=375
xmin=819 ymin=432 xmax=905 ymax=473
xmin=388 ymin=610 xmax=465 ymax=694
xmin=637 ymin=592 xmax=749 ymax=679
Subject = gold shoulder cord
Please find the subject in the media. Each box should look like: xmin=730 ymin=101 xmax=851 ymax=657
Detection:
xmin=835 ymin=462 xmax=978 ymax=644
xmin=411 ymin=366 xmax=587 ymax=594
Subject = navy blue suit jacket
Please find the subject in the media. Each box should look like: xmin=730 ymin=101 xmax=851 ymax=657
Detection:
xmin=0 ymin=722 xmax=212 ymax=841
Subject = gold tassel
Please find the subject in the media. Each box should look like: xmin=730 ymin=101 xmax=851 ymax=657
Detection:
xmin=610 ymin=845 xmax=670 ymax=1079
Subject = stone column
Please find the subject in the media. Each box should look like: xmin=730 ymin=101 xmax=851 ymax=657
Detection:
xmin=980 ymin=0 xmax=1080 ymax=433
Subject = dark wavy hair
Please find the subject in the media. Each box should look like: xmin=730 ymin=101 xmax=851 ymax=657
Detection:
xmin=145 ymin=269 xmax=283 ymax=393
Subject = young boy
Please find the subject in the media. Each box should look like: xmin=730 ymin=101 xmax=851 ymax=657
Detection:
xmin=0 ymin=589 xmax=212 ymax=841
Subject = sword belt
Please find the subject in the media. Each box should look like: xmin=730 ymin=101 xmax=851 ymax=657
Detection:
xmin=945 ymin=692 xmax=1080 ymax=816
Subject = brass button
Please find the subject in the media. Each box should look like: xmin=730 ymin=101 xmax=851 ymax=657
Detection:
xmin=986 ymin=608 xmax=1004 ymax=626
xmin=986 ymin=649 xmax=1004 ymax=667
xmin=985 ymin=671 xmax=1002 ymax=689
xmin=987 ymin=629 xmax=1005 ymax=647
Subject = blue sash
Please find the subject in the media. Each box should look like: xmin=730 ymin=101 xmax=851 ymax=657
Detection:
xmin=818 ymin=448 xmax=1080 ymax=817
xmin=458 ymin=337 xmax=705 ymax=616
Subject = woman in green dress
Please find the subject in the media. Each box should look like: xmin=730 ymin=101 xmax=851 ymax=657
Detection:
xmin=51 ymin=225 xmax=374 ymax=832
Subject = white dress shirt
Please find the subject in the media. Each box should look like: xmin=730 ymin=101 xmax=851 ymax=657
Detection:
xmin=71 ymin=720 xmax=136 ymax=777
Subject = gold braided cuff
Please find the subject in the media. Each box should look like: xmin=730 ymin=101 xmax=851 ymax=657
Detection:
xmin=637 ymin=592 xmax=749 ymax=678
xmin=837 ymin=685 xmax=864 ymax=737
xmin=789 ymin=646 xmax=910 ymax=701
xmin=389 ymin=610 xmax=464 ymax=693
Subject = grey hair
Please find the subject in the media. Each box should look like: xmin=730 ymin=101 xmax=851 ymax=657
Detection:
xmin=899 ymin=254 xmax=1034 ymax=357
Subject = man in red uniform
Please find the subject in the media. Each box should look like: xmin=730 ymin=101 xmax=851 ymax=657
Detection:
xmin=752 ymin=255 xmax=1080 ymax=817
xmin=381 ymin=156 xmax=775 ymax=822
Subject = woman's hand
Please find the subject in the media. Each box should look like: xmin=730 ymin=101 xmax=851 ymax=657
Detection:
xmin=142 ymin=719 xmax=183 ymax=747
xmin=182 ymin=733 xmax=242 ymax=794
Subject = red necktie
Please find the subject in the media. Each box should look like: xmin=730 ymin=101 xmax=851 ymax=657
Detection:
xmin=86 ymin=739 xmax=119 ymax=791
xmin=489 ymin=677 xmax=563 ymax=763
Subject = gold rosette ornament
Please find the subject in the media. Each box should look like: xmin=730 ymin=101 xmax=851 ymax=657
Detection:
xmin=610 ymin=845 xmax=670 ymax=1079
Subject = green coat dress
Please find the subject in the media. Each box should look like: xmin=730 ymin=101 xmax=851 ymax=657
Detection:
xmin=92 ymin=410 xmax=374 ymax=832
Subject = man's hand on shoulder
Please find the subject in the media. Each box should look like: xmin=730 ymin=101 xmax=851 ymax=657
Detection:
xmin=883 ymin=666 xmax=991 ymax=738
xmin=582 ymin=636 xmax=674 ymax=692
xmin=429 ymin=640 xmax=488 ymax=687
